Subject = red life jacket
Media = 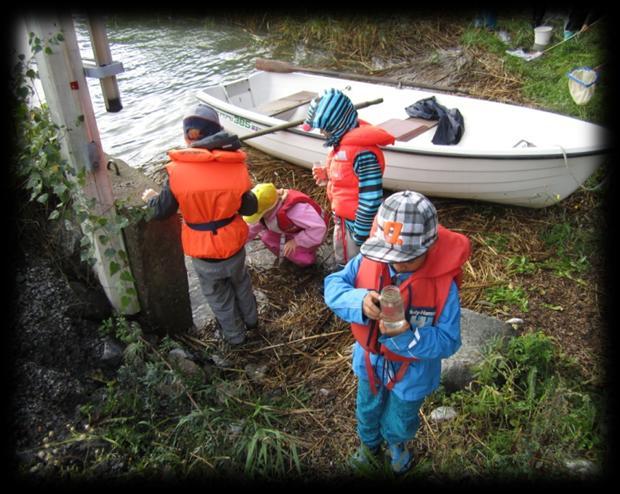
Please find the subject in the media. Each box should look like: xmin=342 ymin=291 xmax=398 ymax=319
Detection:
xmin=326 ymin=122 xmax=394 ymax=220
xmin=275 ymin=190 xmax=329 ymax=233
xmin=352 ymin=225 xmax=471 ymax=393
xmin=166 ymin=147 xmax=252 ymax=259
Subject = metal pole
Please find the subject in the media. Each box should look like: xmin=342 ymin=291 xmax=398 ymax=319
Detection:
xmin=86 ymin=16 xmax=123 ymax=112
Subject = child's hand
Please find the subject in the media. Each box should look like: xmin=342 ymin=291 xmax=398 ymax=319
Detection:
xmin=362 ymin=290 xmax=381 ymax=320
xmin=378 ymin=319 xmax=409 ymax=337
xmin=283 ymin=238 xmax=297 ymax=257
xmin=141 ymin=188 xmax=158 ymax=202
xmin=312 ymin=164 xmax=328 ymax=186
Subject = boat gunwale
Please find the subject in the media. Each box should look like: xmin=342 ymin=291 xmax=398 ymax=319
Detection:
xmin=197 ymin=89 xmax=609 ymax=161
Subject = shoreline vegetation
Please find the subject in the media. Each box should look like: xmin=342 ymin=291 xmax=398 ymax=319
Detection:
xmin=12 ymin=12 xmax=610 ymax=482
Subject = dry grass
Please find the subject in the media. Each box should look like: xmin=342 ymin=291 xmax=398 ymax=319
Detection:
xmin=173 ymin=145 xmax=606 ymax=475
xmin=154 ymin=16 xmax=608 ymax=474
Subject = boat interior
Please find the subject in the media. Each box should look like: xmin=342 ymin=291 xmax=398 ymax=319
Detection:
xmin=223 ymin=80 xmax=440 ymax=142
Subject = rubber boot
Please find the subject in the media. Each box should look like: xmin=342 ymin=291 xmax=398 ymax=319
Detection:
xmin=388 ymin=443 xmax=414 ymax=475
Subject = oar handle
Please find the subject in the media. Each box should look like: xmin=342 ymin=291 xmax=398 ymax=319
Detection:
xmin=240 ymin=98 xmax=383 ymax=141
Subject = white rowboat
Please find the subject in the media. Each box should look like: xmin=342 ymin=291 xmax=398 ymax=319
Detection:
xmin=196 ymin=66 xmax=609 ymax=208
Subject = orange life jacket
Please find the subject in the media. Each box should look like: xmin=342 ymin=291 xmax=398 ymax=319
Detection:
xmin=326 ymin=122 xmax=395 ymax=220
xmin=166 ymin=147 xmax=252 ymax=259
xmin=352 ymin=225 xmax=471 ymax=393
xmin=276 ymin=190 xmax=329 ymax=233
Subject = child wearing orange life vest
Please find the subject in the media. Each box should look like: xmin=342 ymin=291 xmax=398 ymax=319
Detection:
xmin=141 ymin=104 xmax=259 ymax=346
xmin=243 ymin=183 xmax=328 ymax=267
xmin=323 ymin=191 xmax=471 ymax=474
xmin=303 ymin=88 xmax=394 ymax=269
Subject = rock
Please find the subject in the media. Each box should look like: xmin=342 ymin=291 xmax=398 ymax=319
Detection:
xmin=244 ymin=363 xmax=268 ymax=384
xmin=228 ymin=421 xmax=245 ymax=437
xmin=441 ymin=308 xmax=516 ymax=392
xmin=100 ymin=337 xmax=124 ymax=368
xmin=168 ymin=348 xmax=193 ymax=361
xmin=319 ymin=388 xmax=334 ymax=398
xmin=429 ymin=406 xmax=457 ymax=422
xmin=564 ymin=459 xmax=598 ymax=476
xmin=210 ymin=353 xmax=233 ymax=368
xmin=167 ymin=350 xmax=205 ymax=380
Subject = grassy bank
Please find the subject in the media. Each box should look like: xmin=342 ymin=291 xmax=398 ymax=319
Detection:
xmin=15 ymin=12 xmax=610 ymax=482
xmin=243 ymin=12 xmax=608 ymax=122
xmin=38 ymin=318 xmax=602 ymax=480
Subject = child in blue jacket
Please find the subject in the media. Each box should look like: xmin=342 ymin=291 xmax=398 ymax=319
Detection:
xmin=323 ymin=191 xmax=470 ymax=474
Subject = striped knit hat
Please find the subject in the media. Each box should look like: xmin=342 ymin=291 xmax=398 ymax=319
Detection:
xmin=360 ymin=191 xmax=438 ymax=263
xmin=304 ymin=88 xmax=358 ymax=147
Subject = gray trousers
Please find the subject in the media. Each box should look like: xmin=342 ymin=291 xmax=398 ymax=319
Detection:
xmin=191 ymin=248 xmax=257 ymax=344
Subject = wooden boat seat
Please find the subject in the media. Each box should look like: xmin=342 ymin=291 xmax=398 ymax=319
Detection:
xmin=378 ymin=117 xmax=439 ymax=142
xmin=256 ymin=90 xmax=318 ymax=117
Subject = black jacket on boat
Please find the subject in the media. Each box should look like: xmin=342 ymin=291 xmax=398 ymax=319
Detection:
xmin=405 ymin=96 xmax=465 ymax=145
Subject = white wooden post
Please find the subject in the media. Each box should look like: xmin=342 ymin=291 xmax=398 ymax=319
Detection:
xmin=24 ymin=15 xmax=140 ymax=315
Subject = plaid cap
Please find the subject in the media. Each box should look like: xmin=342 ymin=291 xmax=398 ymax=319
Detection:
xmin=360 ymin=191 xmax=438 ymax=263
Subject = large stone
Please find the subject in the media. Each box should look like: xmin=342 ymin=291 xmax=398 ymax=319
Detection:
xmin=441 ymin=308 xmax=516 ymax=392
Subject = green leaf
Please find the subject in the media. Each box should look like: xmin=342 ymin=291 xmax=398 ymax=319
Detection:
xmin=109 ymin=261 xmax=121 ymax=276
xmin=120 ymin=271 xmax=135 ymax=283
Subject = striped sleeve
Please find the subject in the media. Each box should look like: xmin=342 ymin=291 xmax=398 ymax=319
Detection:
xmin=347 ymin=151 xmax=384 ymax=245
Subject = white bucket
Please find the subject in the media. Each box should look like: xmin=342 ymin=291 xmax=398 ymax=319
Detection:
xmin=534 ymin=26 xmax=553 ymax=47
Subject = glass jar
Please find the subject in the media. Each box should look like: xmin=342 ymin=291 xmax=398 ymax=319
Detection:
xmin=380 ymin=285 xmax=406 ymax=330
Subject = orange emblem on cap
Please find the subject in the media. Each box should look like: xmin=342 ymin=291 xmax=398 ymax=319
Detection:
xmin=383 ymin=221 xmax=404 ymax=245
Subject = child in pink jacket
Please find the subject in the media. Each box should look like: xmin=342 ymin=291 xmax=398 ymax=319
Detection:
xmin=244 ymin=183 xmax=328 ymax=267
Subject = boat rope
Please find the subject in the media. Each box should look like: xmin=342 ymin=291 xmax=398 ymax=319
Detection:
xmin=556 ymin=144 xmax=607 ymax=193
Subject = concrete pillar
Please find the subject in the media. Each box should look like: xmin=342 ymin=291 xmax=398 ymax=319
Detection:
xmin=107 ymin=157 xmax=193 ymax=335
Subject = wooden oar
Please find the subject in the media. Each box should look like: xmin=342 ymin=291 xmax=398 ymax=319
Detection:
xmin=240 ymin=97 xmax=384 ymax=141
xmin=255 ymin=58 xmax=473 ymax=96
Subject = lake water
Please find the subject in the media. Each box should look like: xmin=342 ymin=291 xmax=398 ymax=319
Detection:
xmin=74 ymin=16 xmax=274 ymax=168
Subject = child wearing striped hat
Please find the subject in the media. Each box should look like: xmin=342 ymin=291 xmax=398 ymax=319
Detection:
xmin=323 ymin=191 xmax=471 ymax=474
xmin=303 ymin=89 xmax=395 ymax=269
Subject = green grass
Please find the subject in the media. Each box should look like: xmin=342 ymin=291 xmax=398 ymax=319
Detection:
xmin=460 ymin=15 xmax=608 ymax=123
xmin=55 ymin=317 xmax=304 ymax=479
xmin=419 ymin=332 xmax=603 ymax=480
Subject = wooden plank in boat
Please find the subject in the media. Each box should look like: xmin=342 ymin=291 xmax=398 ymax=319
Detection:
xmin=378 ymin=118 xmax=439 ymax=142
xmin=256 ymin=91 xmax=317 ymax=116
